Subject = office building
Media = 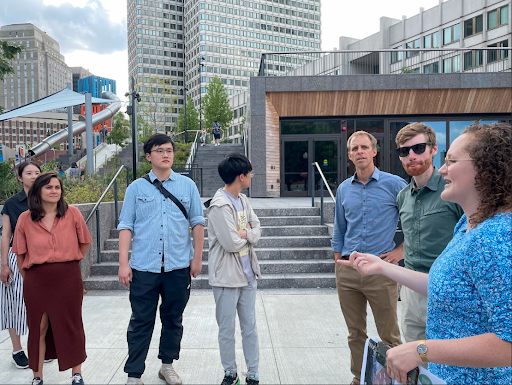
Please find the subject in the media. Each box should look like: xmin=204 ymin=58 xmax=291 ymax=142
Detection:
xmin=71 ymin=66 xmax=94 ymax=93
xmin=127 ymin=0 xmax=322 ymax=132
xmin=0 ymin=23 xmax=72 ymax=111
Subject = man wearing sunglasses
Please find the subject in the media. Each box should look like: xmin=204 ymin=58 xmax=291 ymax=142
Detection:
xmin=391 ymin=123 xmax=463 ymax=354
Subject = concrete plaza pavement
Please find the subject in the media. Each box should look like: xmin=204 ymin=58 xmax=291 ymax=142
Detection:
xmin=1 ymin=288 xmax=403 ymax=385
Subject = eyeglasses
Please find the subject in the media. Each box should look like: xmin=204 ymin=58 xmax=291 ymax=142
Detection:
xmin=151 ymin=149 xmax=173 ymax=155
xmin=396 ymin=142 xmax=433 ymax=157
xmin=443 ymin=158 xmax=473 ymax=170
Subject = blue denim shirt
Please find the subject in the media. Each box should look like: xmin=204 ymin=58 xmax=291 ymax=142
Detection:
xmin=331 ymin=168 xmax=407 ymax=256
xmin=118 ymin=170 xmax=205 ymax=273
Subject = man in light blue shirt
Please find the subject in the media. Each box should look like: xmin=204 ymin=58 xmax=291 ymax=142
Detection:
xmin=332 ymin=131 xmax=406 ymax=385
xmin=118 ymin=133 xmax=205 ymax=385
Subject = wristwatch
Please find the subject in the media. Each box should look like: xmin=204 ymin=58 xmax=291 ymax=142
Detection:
xmin=417 ymin=340 xmax=428 ymax=362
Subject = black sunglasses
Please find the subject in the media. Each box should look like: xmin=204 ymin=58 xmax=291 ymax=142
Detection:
xmin=396 ymin=142 xmax=433 ymax=157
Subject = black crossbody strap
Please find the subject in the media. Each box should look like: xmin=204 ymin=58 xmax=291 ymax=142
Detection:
xmin=143 ymin=175 xmax=188 ymax=220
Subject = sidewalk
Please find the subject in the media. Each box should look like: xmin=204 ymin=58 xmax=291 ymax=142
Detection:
xmin=0 ymin=288 xmax=403 ymax=384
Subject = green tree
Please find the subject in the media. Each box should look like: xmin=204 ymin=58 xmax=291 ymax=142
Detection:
xmin=137 ymin=77 xmax=178 ymax=133
xmin=176 ymin=96 xmax=200 ymax=141
xmin=0 ymin=41 xmax=25 ymax=114
xmin=201 ymin=76 xmax=232 ymax=135
xmin=110 ymin=112 xmax=130 ymax=154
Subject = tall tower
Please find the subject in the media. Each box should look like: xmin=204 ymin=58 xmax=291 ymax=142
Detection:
xmin=127 ymin=0 xmax=322 ymax=131
xmin=0 ymin=23 xmax=72 ymax=111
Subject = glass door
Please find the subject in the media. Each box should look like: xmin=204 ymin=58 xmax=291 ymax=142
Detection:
xmin=313 ymin=140 xmax=339 ymax=196
xmin=281 ymin=140 xmax=310 ymax=196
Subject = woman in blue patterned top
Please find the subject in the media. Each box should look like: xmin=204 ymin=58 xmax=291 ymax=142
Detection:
xmin=338 ymin=122 xmax=511 ymax=385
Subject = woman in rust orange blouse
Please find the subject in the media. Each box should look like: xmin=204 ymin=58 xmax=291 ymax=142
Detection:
xmin=12 ymin=172 xmax=92 ymax=385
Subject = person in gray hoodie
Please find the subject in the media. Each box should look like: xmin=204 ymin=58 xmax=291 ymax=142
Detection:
xmin=207 ymin=153 xmax=261 ymax=385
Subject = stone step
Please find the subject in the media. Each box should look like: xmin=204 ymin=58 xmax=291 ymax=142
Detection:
xmin=90 ymin=259 xmax=335 ymax=276
xmin=110 ymin=225 xmax=328 ymax=239
xmin=99 ymin=247 xmax=334 ymax=263
xmin=103 ymin=235 xmax=332 ymax=250
xmin=84 ymin=272 xmax=336 ymax=291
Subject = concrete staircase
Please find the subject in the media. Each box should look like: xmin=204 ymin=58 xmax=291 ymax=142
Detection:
xmin=192 ymin=143 xmax=245 ymax=197
xmin=83 ymin=206 xmax=336 ymax=290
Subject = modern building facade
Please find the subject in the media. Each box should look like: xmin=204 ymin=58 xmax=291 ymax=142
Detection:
xmin=71 ymin=66 xmax=94 ymax=93
xmin=0 ymin=23 xmax=72 ymax=111
xmin=77 ymin=76 xmax=117 ymax=98
xmin=127 ymin=0 xmax=322 ymax=132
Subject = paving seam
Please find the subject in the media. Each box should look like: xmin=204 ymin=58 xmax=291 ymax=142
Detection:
xmin=107 ymin=351 xmax=128 ymax=384
xmin=260 ymin=294 xmax=282 ymax=384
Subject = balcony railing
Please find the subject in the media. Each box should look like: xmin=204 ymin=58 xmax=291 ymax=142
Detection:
xmin=258 ymin=48 xmax=511 ymax=77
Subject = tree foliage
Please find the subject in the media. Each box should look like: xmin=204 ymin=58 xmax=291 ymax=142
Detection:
xmin=110 ymin=112 xmax=130 ymax=153
xmin=136 ymin=77 xmax=177 ymax=133
xmin=201 ymin=76 xmax=232 ymax=134
xmin=0 ymin=41 xmax=25 ymax=114
xmin=176 ymin=96 xmax=199 ymax=139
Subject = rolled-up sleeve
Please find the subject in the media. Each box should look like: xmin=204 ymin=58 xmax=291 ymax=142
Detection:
xmin=118 ymin=183 xmax=137 ymax=232
xmin=11 ymin=213 xmax=27 ymax=255
xmin=188 ymin=181 xmax=205 ymax=229
xmin=73 ymin=207 xmax=92 ymax=244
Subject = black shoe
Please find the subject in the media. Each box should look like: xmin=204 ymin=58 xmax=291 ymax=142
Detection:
xmin=221 ymin=372 xmax=240 ymax=385
xmin=32 ymin=378 xmax=43 ymax=385
xmin=71 ymin=373 xmax=84 ymax=384
xmin=12 ymin=351 xmax=29 ymax=369
xmin=246 ymin=377 xmax=259 ymax=385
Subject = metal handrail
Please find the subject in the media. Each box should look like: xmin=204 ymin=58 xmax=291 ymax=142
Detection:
xmin=312 ymin=162 xmax=336 ymax=202
xmin=85 ymin=165 xmax=125 ymax=264
xmin=186 ymin=130 xmax=200 ymax=166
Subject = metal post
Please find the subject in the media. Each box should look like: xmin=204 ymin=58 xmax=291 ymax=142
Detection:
xmin=184 ymin=87 xmax=188 ymax=143
xmin=114 ymin=179 xmax=119 ymax=228
xmin=131 ymin=77 xmax=138 ymax=181
xmin=95 ymin=209 xmax=101 ymax=264
xmin=320 ymin=178 xmax=324 ymax=225
xmin=67 ymin=82 xmax=73 ymax=155
xmin=126 ymin=168 xmax=130 ymax=187
xmin=311 ymin=163 xmax=315 ymax=207
xmin=200 ymin=168 xmax=203 ymax=197
xmin=85 ymin=92 xmax=94 ymax=176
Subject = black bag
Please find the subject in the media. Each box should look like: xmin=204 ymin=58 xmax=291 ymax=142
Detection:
xmin=143 ymin=175 xmax=188 ymax=220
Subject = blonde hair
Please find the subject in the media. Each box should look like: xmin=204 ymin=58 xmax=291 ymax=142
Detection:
xmin=347 ymin=131 xmax=378 ymax=149
xmin=395 ymin=122 xmax=437 ymax=147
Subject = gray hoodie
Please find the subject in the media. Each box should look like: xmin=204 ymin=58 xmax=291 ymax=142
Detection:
xmin=207 ymin=188 xmax=262 ymax=287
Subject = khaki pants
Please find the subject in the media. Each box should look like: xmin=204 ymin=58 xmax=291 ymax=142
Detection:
xmin=335 ymin=263 xmax=402 ymax=383
xmin=401 ymin=285 xmax=429 ymax=369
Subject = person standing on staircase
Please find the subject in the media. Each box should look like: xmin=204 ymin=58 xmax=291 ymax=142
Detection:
xmin=117 ymin=133 xmax=205 ymax=385
xmin=331 ymin=131 xmax=406 ymax=385
xmin=207 ymin=153 xmax=261 ymax=385
xmin=213 ymin=121 xmax=222 ymax=146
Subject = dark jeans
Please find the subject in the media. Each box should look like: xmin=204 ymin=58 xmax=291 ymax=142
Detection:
xmin=124 ymin=267 xmax=191 ymax=378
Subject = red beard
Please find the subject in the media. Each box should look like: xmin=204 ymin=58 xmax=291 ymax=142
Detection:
xmin=403 ymin=157 xmax=432 ymax=176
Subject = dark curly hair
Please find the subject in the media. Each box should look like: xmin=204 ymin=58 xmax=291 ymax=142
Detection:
xmin=462 ymin=122 xmax=511 ymax=225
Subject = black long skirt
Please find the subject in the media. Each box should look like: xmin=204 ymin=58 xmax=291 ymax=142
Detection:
xmin=23 ymin=260 xmax=86 ymax=371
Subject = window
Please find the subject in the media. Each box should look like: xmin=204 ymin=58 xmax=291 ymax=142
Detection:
xmin=424 ymin=32 xmax=439 ymax=48
xmin=443 ymin=56 xmax=460 ymax=73
xmin=443 ymin=24 xmax=460 ymax=45
xmin=463 ymin=50 xmax=483 ymax=70
xmin=488 ymin=40 xmax=509 ymax=63
xmin=406 ymin=39 xmax=421 ymax=57
xmin=487 ymin=5 xmax=509 ymax=29
xmin=464 ymin=15 xmax=483 ymax=37
xmin=391 ymin=46 xmax=403 ymax=63
xmin=423 ymin=62 xmax=439 ymax=73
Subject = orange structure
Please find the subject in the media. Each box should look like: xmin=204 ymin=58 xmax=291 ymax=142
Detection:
xmin=80 ymin=104 xmax=112 ymax=132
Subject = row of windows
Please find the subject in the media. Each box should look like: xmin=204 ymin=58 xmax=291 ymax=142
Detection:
xmin=404 ymin=42 xmax=509 ymax=73
xmin=200 ymin=2 xmax=320 ymax=21
xmin=202 ymin=66 xmax=256 ymax=76
xmin=136 ymin=8 xmax=183 ymax=21
xmin=200 ymin=23 xmax=318 ymax=39
xmin=136 ymin=19 xmax=183 ymax=30
xmin=198 ymin=11 xmax=320 ymax=30
xmin=137 ymin=67 xmax=185 ymax=77
xmin=137 ymin=77 xmax=184 ymax=86
xmin=136 ymin=47 xmax=178 ymax=57
xmin=137 ymin=57 xmax=184 ymax=67
xmin=199 ymin=34 xmax=320 ymax=48
xmin=392 ymin=5 xmax=509 ymax=63
xmin=136 ymin=0 xmax=183 ymax=12
xmin=137 ymin=28 xmax=183 ymax=39
xmin=136 ymin=38 xmax=183 ymax=51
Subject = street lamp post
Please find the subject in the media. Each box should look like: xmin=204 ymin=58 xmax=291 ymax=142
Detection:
xmin=182 ymin=87 xmax=188 ymax=142
xmin=199 ymin=57 xmax=205 ymax=139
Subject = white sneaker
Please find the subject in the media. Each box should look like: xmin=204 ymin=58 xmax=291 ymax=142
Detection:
xmin=158 ymin=363 xmax=182 ymax=385
xmin=126 ymin=377 xmax=144 ymax=385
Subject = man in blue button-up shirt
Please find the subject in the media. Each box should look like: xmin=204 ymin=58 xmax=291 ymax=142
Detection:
xmin=332 ymin=131 xmax=406 ymax=385
xmin=117 ymin=133 xmax=205 ymax=385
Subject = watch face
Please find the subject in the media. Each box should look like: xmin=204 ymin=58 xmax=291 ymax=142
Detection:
xmin=417 ymin=344 xmax=427 ymax=354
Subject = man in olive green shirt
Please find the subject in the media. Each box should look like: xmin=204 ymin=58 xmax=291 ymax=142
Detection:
xmin=394 ymin=123 xmax=463 ymax=345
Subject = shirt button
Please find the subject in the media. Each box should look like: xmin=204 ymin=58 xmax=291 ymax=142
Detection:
xmin=417 ymin=200 xmax=420 ymax=203
xmin=363 ymin=213 xmax=366 ymax=215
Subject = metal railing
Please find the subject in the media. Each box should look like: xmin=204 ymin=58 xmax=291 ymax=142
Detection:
xmin=258 ymin=48 xmax=512 ymax=77
xmin=172 ymin=163 xmax=204 ymax=196
xmin=186 ymin=130 xmax=200 ymax=166
xmin=85 ymin=165 xmax=127 ymax=264
xmin=310 ymin=162 xmax=336 ymax=225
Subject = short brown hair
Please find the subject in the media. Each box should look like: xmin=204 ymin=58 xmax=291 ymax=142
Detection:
xmin=395 ymin=123 xmax=437 ymax=147
xmin=347 ymin=131 xmax=377 ymax=149
xmin=28 ymin=172 xmax=68 ymax=221
xmin=462 ymin=122 xmax=511 ymax=225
